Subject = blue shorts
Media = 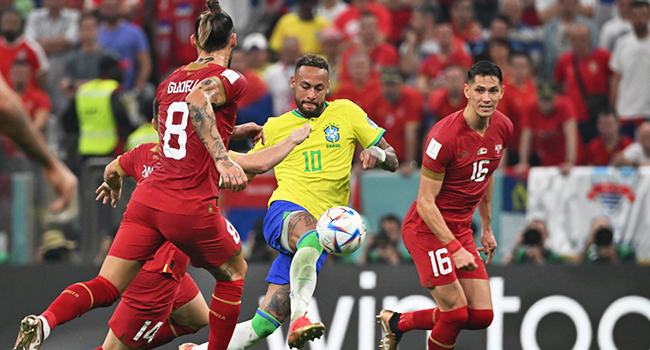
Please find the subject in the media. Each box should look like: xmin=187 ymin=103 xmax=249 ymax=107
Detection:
xmin=263 ymin=200 xmax=328 ymax=285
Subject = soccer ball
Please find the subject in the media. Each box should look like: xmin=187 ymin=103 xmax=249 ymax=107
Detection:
xmin=316 ymin=206 xmax=366 ymax=256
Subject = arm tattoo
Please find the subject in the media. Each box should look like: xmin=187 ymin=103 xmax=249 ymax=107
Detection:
xmin=265 ymin=285 xmax=291 ymax=319
xmin=376 ymin=138 xmax=399 ymax=172
xmin=188 ymin=101 xmax=229 ymax=163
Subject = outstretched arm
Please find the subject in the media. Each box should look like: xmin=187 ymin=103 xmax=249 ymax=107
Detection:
xmin=234 ymin=124 xmax=311 ymax=174
xmin=186 ymin=76 xmax=247 ymax=192
xmin=359 ymin=138 xmax=399 ymax=172
xmin=95 ymin=158 xmax=126 ymax=208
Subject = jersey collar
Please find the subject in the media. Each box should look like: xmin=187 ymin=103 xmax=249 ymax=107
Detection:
xmin=291 ymin=101 xmax=329 ymax=119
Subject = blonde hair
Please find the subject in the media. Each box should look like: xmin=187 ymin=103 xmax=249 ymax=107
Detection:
xmin=195 ymin=0 xmax=233 ymax=52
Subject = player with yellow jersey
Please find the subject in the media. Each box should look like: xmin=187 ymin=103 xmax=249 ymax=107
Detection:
xmin=181 ymin=55 xmax=398 ymax=350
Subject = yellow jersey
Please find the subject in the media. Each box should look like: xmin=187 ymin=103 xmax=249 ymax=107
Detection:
xmin=250 ymin=99 xmax=385 ymax=217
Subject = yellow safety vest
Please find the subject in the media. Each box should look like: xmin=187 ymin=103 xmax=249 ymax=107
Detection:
xmin=125 ymin=123 xmax=158 ymax=151
xmin=75 ymin=79 xmax=120 ymax=155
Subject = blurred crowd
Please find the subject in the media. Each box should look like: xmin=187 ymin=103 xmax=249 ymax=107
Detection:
xmin=0 ymin=0 xmax=648 ymax=265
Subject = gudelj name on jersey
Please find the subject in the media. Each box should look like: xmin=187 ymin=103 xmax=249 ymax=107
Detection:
xmin=167 ymin=79 xmax=199 ymax=94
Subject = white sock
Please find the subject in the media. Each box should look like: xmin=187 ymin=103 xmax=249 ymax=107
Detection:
xmin=289 ymin=247 xmax=320 ymax=324
xmin=228 ymin=320 xmax=261 ymax=350
xmin=37 ymin=315 xmax=50 ymax=340
xmin=193 ymin=343 xmax=208 ymax=350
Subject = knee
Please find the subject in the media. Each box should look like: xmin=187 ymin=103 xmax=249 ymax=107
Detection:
xmin=440 ymin=306 xmax=469 ymax=326
xmin=230 ymin=258 xmax=247 ymax=281
xmin=466 ymin=309 xmax=493 ymax=330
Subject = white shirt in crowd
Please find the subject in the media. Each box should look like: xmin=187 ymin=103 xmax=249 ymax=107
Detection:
xmin=622 ymin=143 xmax=650 ymax=165
xmin=609 ymin=33 xmax=650 ymax=119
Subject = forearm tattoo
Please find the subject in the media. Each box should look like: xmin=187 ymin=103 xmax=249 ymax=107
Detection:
xmin=265 ymin=285 xmax=291 ymax=320
xmin=188 ymin=100 xmax=229 ymax=163
xmin=377 ymin=138 xmax=399 ymax=172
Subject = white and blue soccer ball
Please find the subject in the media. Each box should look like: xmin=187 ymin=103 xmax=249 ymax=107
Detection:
xmin=317 ymin=206 xmax=366 ymax=256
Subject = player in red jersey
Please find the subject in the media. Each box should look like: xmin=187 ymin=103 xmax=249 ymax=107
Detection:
xmin=14 ymin=2 xmax=257 ymax=350
xmin=377 ymin=61 xmax=512 ymax=350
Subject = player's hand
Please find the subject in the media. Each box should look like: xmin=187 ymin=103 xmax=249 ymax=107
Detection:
xmin=480 ymin=228 xmax=498 ymax=264
xmin=558 ymin=162 xmax=572 ymax=176
xmin=216 ymin=158 xmax=247 ymax=193
xmin=360 ymin=146 xmax=384 ymax=169
xmin=95 ymin=180 xmax=122 ymax=208
xmin=234 ymin=122 xmax=265 ymax=145
xmin=289 ymin=124 xmax=311 ymax=145
xmin=44 ymin=159 xmax=78 ymax=212
xmin=452 ymin=247 xmax=478 ymax=271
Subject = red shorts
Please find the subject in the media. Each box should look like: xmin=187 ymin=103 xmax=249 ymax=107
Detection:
xmin=108 ymin=200 xmax=241 ymax=269
xmin=402 ymin=221 xmax=488 ymax=288
xmin=109 ymin=272 xmax=200 ymax=348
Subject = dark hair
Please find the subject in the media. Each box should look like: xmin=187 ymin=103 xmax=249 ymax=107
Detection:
xmin=360 ymin=11 xmax=377 ymax=20
xmin=12 ymin=58 xmax=29 ymax=67
xmin=99 ymin=54 xmax=121 ymax=77
xmin=80 ymin=10 xmax=100 ymax=24
xmin=380 ymin=214 xmax=401 ymax=226
xmin=492 ymin=14 xmax=511 ymax=27
xmin=489 ymin=37 xmax=512 ymax=50
xmin=415 ymin=3 xmax=438 ymax=20
xmin=194 ymin=0 xmax=234 ymax=53
xmin=598 ymin=105 xmax=617 ymax=118
xmin=522 ymin=228 xmax=543 ymax=246
xmin=295 ymin=54 xmax=329 ymax=74
xmin=509 ymin=49 xmax=532 ymax=62
xmin=467 ymin=60 xmax=503 ymax=85
xmin=631 ymin=0 xmax=650 ymax=10
xmin=594 ymin=227 xmax=614 ymax=247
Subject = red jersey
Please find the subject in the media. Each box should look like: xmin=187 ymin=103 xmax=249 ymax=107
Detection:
xmin=117 ymin=142 xmax=190 ymax=281
xmin=239 ymin=69 xmax=268 ymax=107
xmin=0 ymin=38 xmax=49 ymax=86
xmin=155 ymin=0 xmax=204 ymax=76
xmin=330 ymin=77 xmax=382 ymax=115
xmin=428 ymin=88 xmax=465 ymax=121
xmin=521 ymin=96 xmax=578 ymax=166
xmin=131 ymin=62 xmax=247 ymax=215
xmin=554 ymin=49 xmax=611 ymax=122
xmin=404 ymin=110 xmax=513 ymax=229
xmin=585 ymin=136 xmax=633 ymax=166
xmin=418 ymin=45 xmax=474 ymax=80
xmin=369 ymin=85 xmax=423 ymax=161
xmin=497 ymin=78 xmax=537 ymax=152
xmin=2 ymin=85 xmax=51 ymax=158
xmin=334 ymin=2 xmax=393 ymax=42
xmin=338 ymin=43 xmax=400 ymax=84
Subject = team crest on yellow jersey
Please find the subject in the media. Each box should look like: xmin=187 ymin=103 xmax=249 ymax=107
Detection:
xmin=324 ymin=124 xmax=340 ymax=143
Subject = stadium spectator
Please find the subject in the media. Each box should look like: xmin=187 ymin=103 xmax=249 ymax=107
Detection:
xmin=244 ymin=218 xmax=277 ymax=263
xmin=334 ymin=0 xmax=392 ymax=43
xmin=338 ymin=11 xmax=399 ymax=85
xmin=536 ymin=0 xmax=595 ymax=24
xmin=499 ymin=0 xmax=544 ymax=67
xmin=369 ymin=67 xmax=422 ymax=173
xmin=497 ymin=51 xmax=536 ymax=166
xmin=474 ymin=38 xmax=512 ymax=75
xmin=264 ymin=36 xmax=302 ymax=117
xmin=612 ymin=121 xmax=650 ymax=166
xmin=0 ymin=9 xmax=49 ymax=90
xmin=516 ymin=81 xmax=580 ymax=175
xmin=62 ymin=55 xmax=135 ymax=173
xmin=269 ymin=0 xmax=330 ymax=55
xmin=331 ymin=51 xmax=381 ymax=115
xmin=505 ymin=219 xmax=565 ymax=265
xmin=609 ymin=0 xmax=650 ymax=138
xmin=542 ymin=0 xmax=599 ymax=79
xmin=98 ymin=0 xmax=152 ymax=91
xmin=450 ymin=0 xmax=483 ymax=50
xmin=61 ymin=12 xmax=114 ymax=100
xmin=154 ymin=0 xmax=204 ymax=77
xmin=319 ymin=26 xmax=343 ymax=92
xmin=554 ymin=23 xmax=611 ymax=143
xmin=316 ymin=0 xmax=349 ymax=23
xmin=358 ymin=214 xmax=410 ymax=265
xmin=36 ymin=229 xmax=78 ymax=264
xmin=585 ymin=107 xmax=633 ymax=166
xmin=579 ymin=217 xmax=636 ymax=264
xmin=24 ymin=0 xmax=80 ymax=114
xmin=399 ymin=4 xmax=439 ymax=78
xmin=242 ymin=32 xmax=271 ymax=75
xmin=474 ymin=0 xmax=500 ymax=28
xmin=428 ymin=64 xmax=466 ymax=122
xmin=472 ymin=14 xmax=510 ymax=59
xmin=599 ymin=0 xmax=635 ymax=51
xmin=416 ymin=22 xmax=473 ymax=95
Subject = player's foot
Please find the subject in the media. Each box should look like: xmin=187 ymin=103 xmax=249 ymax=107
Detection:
xmin=377 ymin=310 xmax=403 ymax=350
xmin=14 ymin=315 xmax=43 ymax=350
xmin=288 ymin=312 xmax=325 ymax=349
xmin=178 ymin=343 xmax=197 ymax=350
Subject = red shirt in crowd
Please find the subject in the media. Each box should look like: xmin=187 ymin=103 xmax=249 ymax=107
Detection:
xmin=2 ymin=85 xmax=51 ymax=158
xmin=155 ymin=0 xmax=205 ymax=76
xmin=418 ymin=44 xmax=473 ymax=80
xmin=330 ymin=77 xmax=382 ymax=115
xmin=428 ymin=87 xmax=465 ymax=121
xmin=584 ymin=136 xmax=633 ymax=166
xmin=239 ymin=70 xmax=268 ymax=107
xmin=521 ymin=96 xmax=579 ymax=166
xmin=0 ymin=38 xmax=48 ymax=87
xmin=338 ymin=44 xmax=399 ymax=85
xmin=334 ymin=2 xmax=393 ymax=42
xmin=497 ymin=77 xmax=537 ymax=153
xmin=369 ymin=85 xmax=423 ymax=161
xmin=554 ymin=48 xmax=612 ymax=122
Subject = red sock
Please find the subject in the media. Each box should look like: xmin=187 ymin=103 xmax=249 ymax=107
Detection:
xmin=41 ymin=276 xmax=120 ymax=330
xmin=398 ymin=308 xmax=439 ymax=332
xmin=207 ymin=279 xmax=244 ymax=350
xmin=428 ymin=306 xmax=468 ymax=350
xmin=465 ymin=308 xmax=493 ymax=330
xmin=144 ymin=317 xmax=198 ymax=349
xmin=94 ymin=347 xmax=103 ymax=350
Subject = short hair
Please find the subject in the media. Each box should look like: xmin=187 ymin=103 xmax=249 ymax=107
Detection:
xmin=631 ymin=0 xmax=650 ymax=10
xmin=467 ymin=60 xmax=503 ymax=85
xmin=80 ymin=10 xmax=100 ymax=24
xmin=415 ymin=3 xmax=438 ymax=20
xmin=492 ymin=14 xmax=511 ymax=27
xmin=380 ymin=214 xmax=401 ymax=226
xmin=598 ymin=106 xmax=617 ymax=118
xmin=295 ymin=54 xmax=329 ymax=74
xmin=12 ymin=58 xmax=29 ymax=68
xmin=509 ymin=49 xmax=532 ymax=62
